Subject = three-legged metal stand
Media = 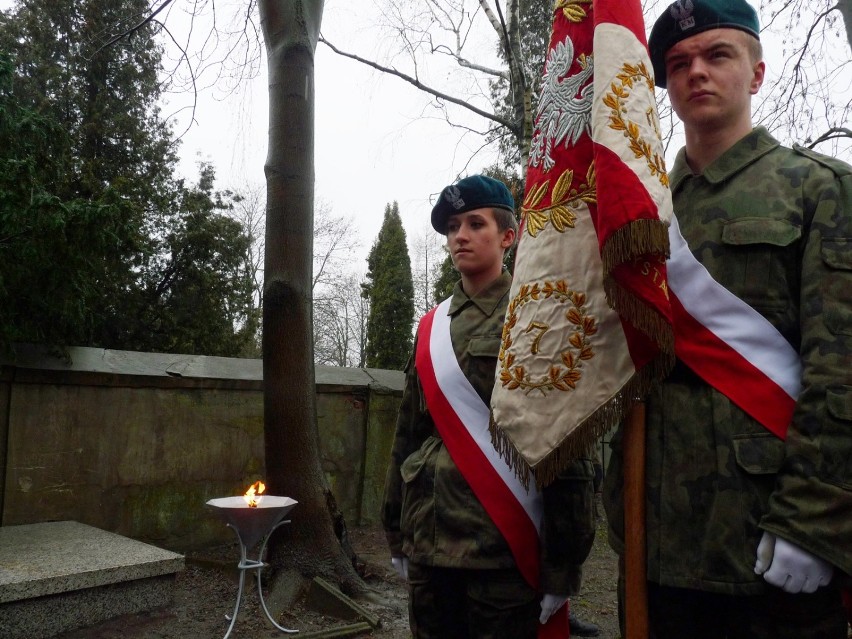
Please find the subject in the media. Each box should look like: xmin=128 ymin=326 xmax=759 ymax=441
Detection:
xmin=222 ymin=519 xmax=298 ymax=638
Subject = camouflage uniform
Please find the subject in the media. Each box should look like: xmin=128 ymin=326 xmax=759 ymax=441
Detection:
xmin=383 ymin=271 xmax=596 ymax=637
xmin=604 ymin=128 xmax=852 ymax=636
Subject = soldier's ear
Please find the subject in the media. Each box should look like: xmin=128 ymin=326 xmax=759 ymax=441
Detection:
xmin=500 ymin=227 xmax=516 ymax=249
xmin=750 ymin=60 xmax=765 ymax=95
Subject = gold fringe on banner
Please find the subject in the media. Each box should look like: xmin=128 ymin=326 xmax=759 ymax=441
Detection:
xmin=600 ymin=218 xmax=671 ymax=276
xmin=490 ymin=354 xmax=671 ymax=489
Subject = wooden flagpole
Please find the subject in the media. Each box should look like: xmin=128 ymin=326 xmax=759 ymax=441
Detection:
xmin=623 ymin=402 xmax=649 ymax=639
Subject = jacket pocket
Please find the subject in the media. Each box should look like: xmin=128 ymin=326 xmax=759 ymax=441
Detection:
xmin=823 ymin=385 xmax=852 ymax=488
xmin=722 ymin=218 xmax=800 ymax=247
xmin=731 ymin=433 xmax=785 ymax=537
xmin=720 ymin=217 xmax=800 ymax=312
xmin=464 ymin=336 xmax=502 ymax=401
xmin=732 ymin=433 xmax=785 ymax=475
xmin=400 ymin=436 xmax=441 ymax=541
xmin=820 ymin=238 xmax=852 ymax=270
xmin=400 ymin=436 xmax=441 ymax=483
xmin=820 ymin=238 xmax=852 ymax=336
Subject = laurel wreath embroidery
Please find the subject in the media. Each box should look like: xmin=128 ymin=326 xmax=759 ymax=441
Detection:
xmin=603 ymin=63 xmax=669 ymax=188
xmin=556 ymin=0 xmax=592 ymax=22
xmin=521 ymin=165 xmax=597 ymax=238
xmin=498 ymin=280 xmax=597 ymax=396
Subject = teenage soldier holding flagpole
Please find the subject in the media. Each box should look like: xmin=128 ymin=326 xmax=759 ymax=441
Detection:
xmin=604 ymin=1 xmax=852 ymax=637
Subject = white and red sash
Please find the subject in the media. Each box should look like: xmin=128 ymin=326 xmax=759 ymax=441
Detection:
xmin=667 ymin=214 xmax=802 ymax=439
xmin=415 ymin=297 xmax=567 ymax=638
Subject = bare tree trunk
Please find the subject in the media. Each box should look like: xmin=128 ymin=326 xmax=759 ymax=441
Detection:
xmin=259 ymin=0 xmax=361 ymax=593
xmin=839 ymin=0 xmax=852 ymax=51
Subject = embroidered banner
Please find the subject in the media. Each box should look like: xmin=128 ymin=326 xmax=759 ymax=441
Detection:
xmin=490 ymin=0 xmax=674 ymax=487
xmin=415 ymin=299 xmax=568 ymax=638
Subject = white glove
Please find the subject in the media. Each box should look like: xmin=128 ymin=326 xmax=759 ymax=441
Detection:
xmin=754 ymin=532 xmax=834 ymax=594
xmin=539 ymin=593 xmax=568 ymax=624
xmin=390 ymin=556 xmax=409 ymax=580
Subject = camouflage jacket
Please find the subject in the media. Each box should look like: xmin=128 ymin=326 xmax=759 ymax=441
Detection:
xmin=382 ymin=272 xmax=596 ymax=595
xmin=605 ymin=127 xmax=852 ymax=594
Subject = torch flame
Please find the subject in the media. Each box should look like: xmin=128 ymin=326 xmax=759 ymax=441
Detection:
xmin=243 ymin=480 xmax=266 ymax=507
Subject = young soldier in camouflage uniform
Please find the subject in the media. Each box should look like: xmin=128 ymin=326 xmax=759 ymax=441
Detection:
xmin=604 ymin=1 xmax=852 ymax=637
xmin=382 ymin=174 xmax=597 ymax=638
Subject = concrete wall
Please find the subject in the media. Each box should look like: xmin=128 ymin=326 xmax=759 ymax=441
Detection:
xmin=0 ymin=345 xmax=403 ymax=551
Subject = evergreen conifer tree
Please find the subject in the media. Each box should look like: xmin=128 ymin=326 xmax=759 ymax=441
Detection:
xmin=432 ymin=253 xmax=459 ymax=304
xmin=0 ymin=0 xmax=258 ymax=356
xmin=362 ymin=202 xmax=414 ymax=370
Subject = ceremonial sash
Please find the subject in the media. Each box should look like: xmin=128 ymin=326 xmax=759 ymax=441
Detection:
xmin=415 ymin=298 xmax=567 ymax=638
xmin=667 ymin=214 xmax=801 ymax=439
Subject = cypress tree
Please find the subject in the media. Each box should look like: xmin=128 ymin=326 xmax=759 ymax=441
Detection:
xmin=362 ymin=202 xmax=414 ymax=370
xmin=432 ymin=253 xmax=459 ymax=304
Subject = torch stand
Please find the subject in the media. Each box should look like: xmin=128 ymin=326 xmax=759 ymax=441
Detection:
xmin=222 ymin=519 xmax=298 ymax=639
xmin=206 ymin=495 xmax=299 ymax=639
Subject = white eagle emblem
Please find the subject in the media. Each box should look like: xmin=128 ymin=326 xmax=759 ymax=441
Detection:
xmin=670 ymin=0 xmax=695 ymax=31
xmin=445 ymin=185 xmax=465 ymax=209
xmin=529 ymin=35 xmax=594 ymax=172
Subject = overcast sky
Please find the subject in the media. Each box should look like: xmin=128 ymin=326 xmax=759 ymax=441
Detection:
xmin=170 ymin=0 xmax=503 ymax=266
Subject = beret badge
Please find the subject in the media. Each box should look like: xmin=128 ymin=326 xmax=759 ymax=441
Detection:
xmin=671 ymin=0 xmax=695 ymax=31
xmin=446 ymin=185 xmax=465 ymax=210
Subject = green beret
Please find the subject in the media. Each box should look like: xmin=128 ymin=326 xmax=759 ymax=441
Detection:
xmin=649 ymin=0 xmax=759 ymax=88
xmin=431 ymin=175 xmax=514 ymax=234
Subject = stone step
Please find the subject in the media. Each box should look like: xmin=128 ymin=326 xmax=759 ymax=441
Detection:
xmin=0 ymin=520 xmax=184 ymax=639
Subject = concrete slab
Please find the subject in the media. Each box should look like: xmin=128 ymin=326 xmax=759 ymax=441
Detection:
xmin=0 ymin=521 xmax=184 ymax=638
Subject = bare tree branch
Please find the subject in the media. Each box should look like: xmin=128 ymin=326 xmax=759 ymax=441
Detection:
xmin=90 ymin=0 xmax=175 ymax=56
xmin=318 ymin=35 xmax=516 ymax=132
xmin=807 ymin=126 xmax=852 ymax=148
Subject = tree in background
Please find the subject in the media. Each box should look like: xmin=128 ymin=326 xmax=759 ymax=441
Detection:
xmin=314 ymin=271 xmax=370 ymax=367
xmin=0 ymin=0 xmax=259 ymax=357
xmin=312 ymin=202 xmax=367 ymax=367
xmin=0 ymin=54 xmax=135 ymax=353
xmin=0 ymin=0 xmax=174 ymax=306
xmin=259 ymin=0 xmax=366 ymax=595
xmin=116 ymin=163 xmax=258 ymax=356
xmin=362 ymin=202 xmax=414 ymax=370
xmin=432 ymin=253 xmax=459 ymax=304
xmin=410 ymin=227 xmax=448 ymax=318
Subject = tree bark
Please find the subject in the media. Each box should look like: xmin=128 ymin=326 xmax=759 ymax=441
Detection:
xmin=259 ymin=0 xmax=362 ymax=593
xmin=839 ymin=0 xmax=852 ymax=52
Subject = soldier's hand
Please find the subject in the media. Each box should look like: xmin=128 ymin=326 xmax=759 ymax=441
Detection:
xmin=539 ymin=593 xmax=568 ymax=624
xmin=754 ymin=532 xmax=833 ymax=593
xmin=390 ymin=555 xmax=409 ymax=580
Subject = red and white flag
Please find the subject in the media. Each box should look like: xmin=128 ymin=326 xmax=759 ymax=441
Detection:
xmin=490 ymin=0 xmax=674 ymax=486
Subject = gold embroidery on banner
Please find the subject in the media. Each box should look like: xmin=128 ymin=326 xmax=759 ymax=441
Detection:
xmin=556 ymin=0 xmax=592 ymax=22
xmin=603 ymin=63 xmax=669 ymax=188
xmin=499 ymin=280 xmax=597 ymax=396
xmin=525 ymin=321 xmax=550 ymax=355
xmin=521 ymin=165 xmax=597 ymax=238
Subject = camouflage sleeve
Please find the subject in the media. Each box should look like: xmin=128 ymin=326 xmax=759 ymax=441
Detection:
xmin=761 ymin=153 xmax=852 ymax=576
xmin=538 ymin=456 xmax=597 ymax=595
xmin=381 ymin=345 xmax=427 ymax=556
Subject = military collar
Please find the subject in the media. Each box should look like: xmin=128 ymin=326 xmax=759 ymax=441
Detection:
xmin=447 ymin=270 xmax=512 ymax=317
xmin=669 ymin=127 xmax=781 ymax=192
